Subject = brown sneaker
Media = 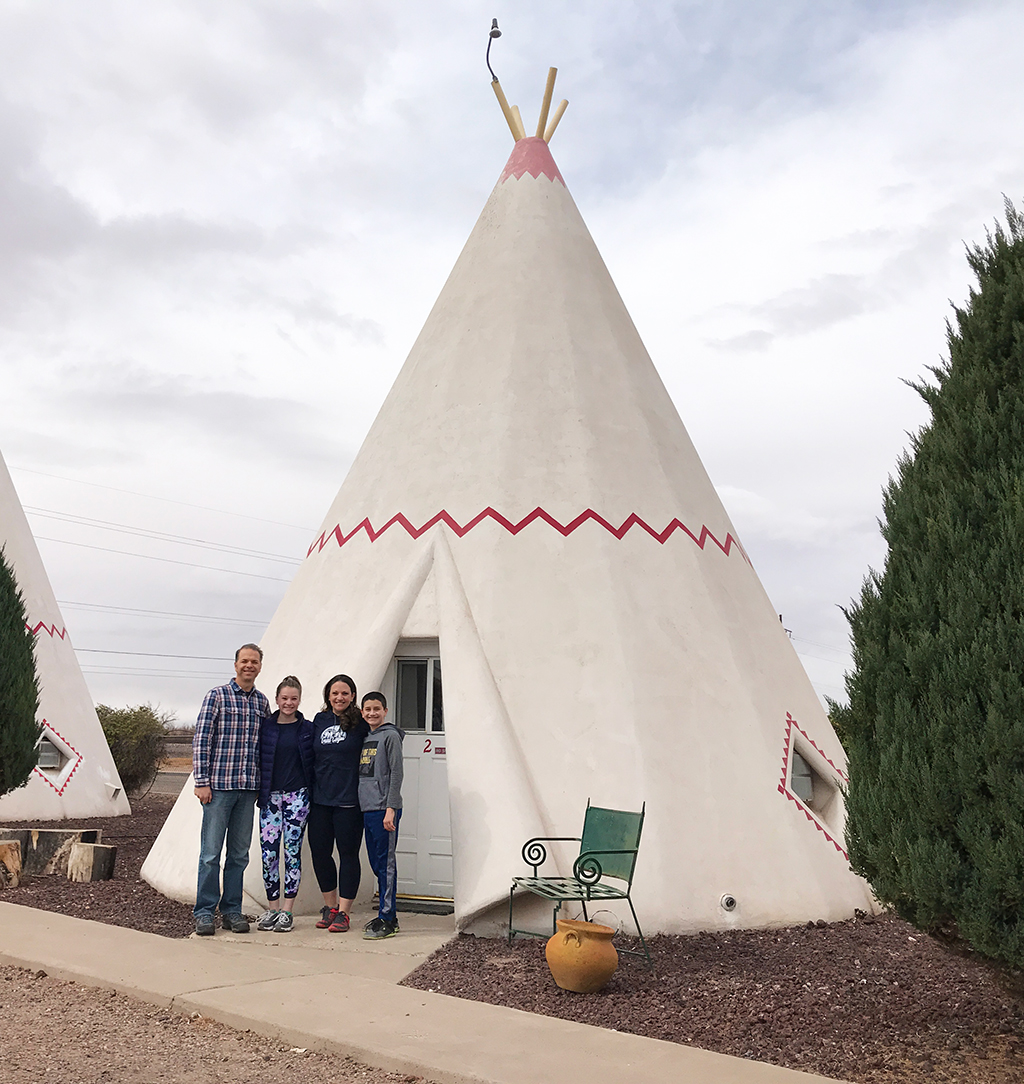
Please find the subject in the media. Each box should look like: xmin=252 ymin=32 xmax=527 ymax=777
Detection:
xmin=316 ymin=906 xmax=338 ymax=930
xmin=327 ymin=910 xmax=350 ymax=933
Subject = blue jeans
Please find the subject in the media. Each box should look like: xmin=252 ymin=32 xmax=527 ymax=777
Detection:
xmin=363 ymin=809 xmax=402 ymax=923
xmin=194 ymin=789 xmax=258 ymax=918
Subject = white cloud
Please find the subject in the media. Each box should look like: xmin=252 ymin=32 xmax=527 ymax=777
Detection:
xmin=1 ymin=0 xmax=1020 ymax=716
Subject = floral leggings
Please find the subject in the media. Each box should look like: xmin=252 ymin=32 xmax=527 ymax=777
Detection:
xmin=259 ymin=788 xmax=310 ymax=901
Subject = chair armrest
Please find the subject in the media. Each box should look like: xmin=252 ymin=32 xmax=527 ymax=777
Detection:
xmin=572 ymin=848 xmax=638 ymax=885
xmin=520 ymin=836 xmax=581 ymax=875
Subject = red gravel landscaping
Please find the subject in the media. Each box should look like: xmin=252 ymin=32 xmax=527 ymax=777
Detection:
xmin=402 ymin=917 xmax=1024 ymax=1083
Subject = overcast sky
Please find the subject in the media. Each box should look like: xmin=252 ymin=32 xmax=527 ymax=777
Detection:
xmin=2 ymin=0 xmax=1022 ymax=723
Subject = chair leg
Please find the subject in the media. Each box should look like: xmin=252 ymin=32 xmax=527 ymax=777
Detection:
xmin=552 ymin=902 xmax=559 ymax=934
xmin=580 ymin=899 xmax=589 ymax=922
xmin=508 ymin=885 xmax=516 ymax=944
xmin=626 ymin=897 xmax=652 ymax=967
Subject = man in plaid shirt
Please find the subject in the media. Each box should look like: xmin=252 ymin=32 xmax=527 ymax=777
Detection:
xmin=192 ymin=643 xmax=269 ymax=936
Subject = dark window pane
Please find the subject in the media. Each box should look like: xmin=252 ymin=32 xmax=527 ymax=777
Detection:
xmin=397 ymin=660 xmax=428 ymax=730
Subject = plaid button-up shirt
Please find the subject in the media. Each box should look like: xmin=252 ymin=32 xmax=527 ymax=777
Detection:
xmin=192 ymin=679 xmax=269 ymax=790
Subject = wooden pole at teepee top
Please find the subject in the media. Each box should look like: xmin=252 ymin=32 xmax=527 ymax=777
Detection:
xmin=544 ymin=98 xmax=569 ymax=143
xmin=510 ymin=105 xmax=526 ymax=141
xmin=536 ymin=67 xmax=557 ymax=138
xmin=491 ymin=79 xmax=521 ymax=141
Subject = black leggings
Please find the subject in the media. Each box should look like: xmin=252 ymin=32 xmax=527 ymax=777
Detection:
xmin=307 ymin=803 xmax=364 ymax=899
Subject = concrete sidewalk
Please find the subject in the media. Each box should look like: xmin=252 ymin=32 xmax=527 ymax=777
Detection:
xmin=0 ymin=901 xmax=845 ymax=1084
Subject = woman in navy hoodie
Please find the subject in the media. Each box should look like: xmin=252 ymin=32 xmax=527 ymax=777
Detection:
xmin=256 ymin=676 xmax=314 ymax=933
xmin=307 ymin=673 xmax=369 ymax=933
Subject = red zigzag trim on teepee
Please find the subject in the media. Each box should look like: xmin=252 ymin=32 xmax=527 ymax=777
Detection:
xmin=26 ymin=620 xmax=67 ymax=639
xmin=307 ymin=507 xmax=750 ymax=562
xmin=778 ymin=712 xmax=849 ymax=860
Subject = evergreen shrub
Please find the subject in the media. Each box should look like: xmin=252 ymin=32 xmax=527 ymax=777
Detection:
xmin=0 ymin=546 xmax=41 ymax=798
xmin=97 ymin=703 xmax=173 ymax=796
xmin=833 ymin=199 xmax=1024 ymax=968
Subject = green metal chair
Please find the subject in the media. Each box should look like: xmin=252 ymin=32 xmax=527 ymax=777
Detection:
xmin=508 ymin=800 xmax=650 ymax=965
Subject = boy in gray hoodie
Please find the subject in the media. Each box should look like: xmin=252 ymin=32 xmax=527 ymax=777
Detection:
xmin=358 ymin=691 xmax=404 ymax=939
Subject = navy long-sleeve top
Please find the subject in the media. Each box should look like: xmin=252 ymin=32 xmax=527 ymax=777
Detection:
xmin=257 ymin=710 xmax=315 ymax=808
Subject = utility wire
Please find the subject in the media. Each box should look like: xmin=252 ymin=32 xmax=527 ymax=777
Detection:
xmin=35 ymin=537 xmax=292 ymax=582
xmin=74 ymin=648 xmax=231 ymax=661
xmin=9 ymin=465 xmax=315 ymax=531
xmin=25 ymin=507 xmax=302 ymax=564
xmin=58 ymin=600 xmax=268 ymax=626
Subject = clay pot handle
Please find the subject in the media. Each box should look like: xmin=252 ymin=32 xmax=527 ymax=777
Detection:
xmin=564 ymin=930 xmax=581 ymax=947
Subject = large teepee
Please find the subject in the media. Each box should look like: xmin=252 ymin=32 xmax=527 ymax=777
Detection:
xmin=145 ymin=71 xmax=874 ymax=931
xmin=0 ymin=451 xmax=129 ymax=819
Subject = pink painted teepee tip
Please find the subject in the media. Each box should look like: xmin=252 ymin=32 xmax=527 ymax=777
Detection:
xmin=499 ymin=136 xmax=565 ymax=187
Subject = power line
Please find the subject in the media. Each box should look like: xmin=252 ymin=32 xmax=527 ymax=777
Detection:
xmin=75 ymin=648 xmax=232 ymax=661
xmin=35 ymin=537 xmax=292 ymax=582
xmin=25 ymin=507 xmax=302 ymax=564
xmin=9 ymin=464 xmax=315 ymax=531
xmin=81 ymin=663 xmax=226 ymax=676
xmin=58 ymin=600 xmax=268 ymax=626
xmin=791 ymin=634 xmax=849 ymax=655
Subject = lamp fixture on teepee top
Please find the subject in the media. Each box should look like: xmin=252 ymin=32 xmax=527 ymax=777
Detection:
xmin=486 ymin=19 xmax=568 ymax=144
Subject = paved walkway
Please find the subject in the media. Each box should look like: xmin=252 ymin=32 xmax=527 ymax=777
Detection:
xmin=0 ymin=901 xmax=845 ymax=1084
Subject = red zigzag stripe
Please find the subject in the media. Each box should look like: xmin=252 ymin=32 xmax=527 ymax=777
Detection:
xmin=27 ymin=621 xmax=67 ymax=639
xmin=308 ymin=507 xmax=749 ymax=561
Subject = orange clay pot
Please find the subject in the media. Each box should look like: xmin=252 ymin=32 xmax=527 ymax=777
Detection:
xmin=545 ymin=918 xmax=618 ymax=993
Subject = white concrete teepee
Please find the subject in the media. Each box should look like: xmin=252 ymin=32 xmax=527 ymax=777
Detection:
xmin=144 ymin=72 xmax=875 ymax=932
xmin=0 ymin=450 xmax=129 ymax=820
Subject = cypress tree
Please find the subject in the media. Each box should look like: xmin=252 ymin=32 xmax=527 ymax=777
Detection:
xmin=0 ymin=545 xmax=41 ymax=797
xmin=833 ymin=198 xmax=1024 ymax=968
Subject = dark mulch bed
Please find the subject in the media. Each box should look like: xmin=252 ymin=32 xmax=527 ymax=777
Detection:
xmin=0 ymin=793 xmax=195 ymax=937
xmin=403 ymin=919 xmax=1024 ymax=1083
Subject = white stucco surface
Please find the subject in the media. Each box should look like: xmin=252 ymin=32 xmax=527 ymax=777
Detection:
xmin=0 ymin=451 xmax=129 ymax=821
xmin=143 ymin=137 xmax=875 ymax=932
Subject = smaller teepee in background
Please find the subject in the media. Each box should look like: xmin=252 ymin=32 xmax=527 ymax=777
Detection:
xmin=0 ymin=450 xmax=129 ymax=820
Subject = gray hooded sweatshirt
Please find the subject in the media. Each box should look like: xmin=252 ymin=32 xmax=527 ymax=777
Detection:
xmin=357 ymin=722 xmax=404 ymax=811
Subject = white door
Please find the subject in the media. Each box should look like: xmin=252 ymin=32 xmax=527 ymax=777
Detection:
xmin=384 ymin=642 xmax=453 ymax=901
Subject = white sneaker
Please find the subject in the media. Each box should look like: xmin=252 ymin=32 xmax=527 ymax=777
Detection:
xmin=275 ymin=911 xmax=294 ymax=932
xmin=257 ymin=910 xmax=280 ymax=931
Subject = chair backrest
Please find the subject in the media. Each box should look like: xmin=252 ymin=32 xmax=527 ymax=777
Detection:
xmin=579 ymin=802 xmax=645 ymax=884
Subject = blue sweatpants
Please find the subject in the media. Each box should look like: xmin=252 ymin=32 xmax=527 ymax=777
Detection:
xmin=363 ymin=809 xmax=402 ymax=923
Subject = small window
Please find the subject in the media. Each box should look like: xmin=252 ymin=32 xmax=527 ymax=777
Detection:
xmin=395 ymin=656 xmax=444 ymax=732
xmin=791 ymin=751 xmax=814 ymax=803
xmin=37 ymin=738 xmax=63 ymax=771
xmin=790 ymin=746 xmax=840 ymax=828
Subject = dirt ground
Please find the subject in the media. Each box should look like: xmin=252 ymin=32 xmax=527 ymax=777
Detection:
xmin=5 ymin=793 xmax=1024 ymax=1083
xmin=0 ymin=964 xmax=430 ymax=1084
xmin=404 ymin=920 xmax=1024 ymax=1084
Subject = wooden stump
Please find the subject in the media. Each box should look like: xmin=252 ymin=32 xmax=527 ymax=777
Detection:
xmin=0 ymin=828 xmax=102 ymax=876
xmin=66 ymin=842 xmax=117 ymax=883
xmin=0 ymin=839 xmax=22 ymax=888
